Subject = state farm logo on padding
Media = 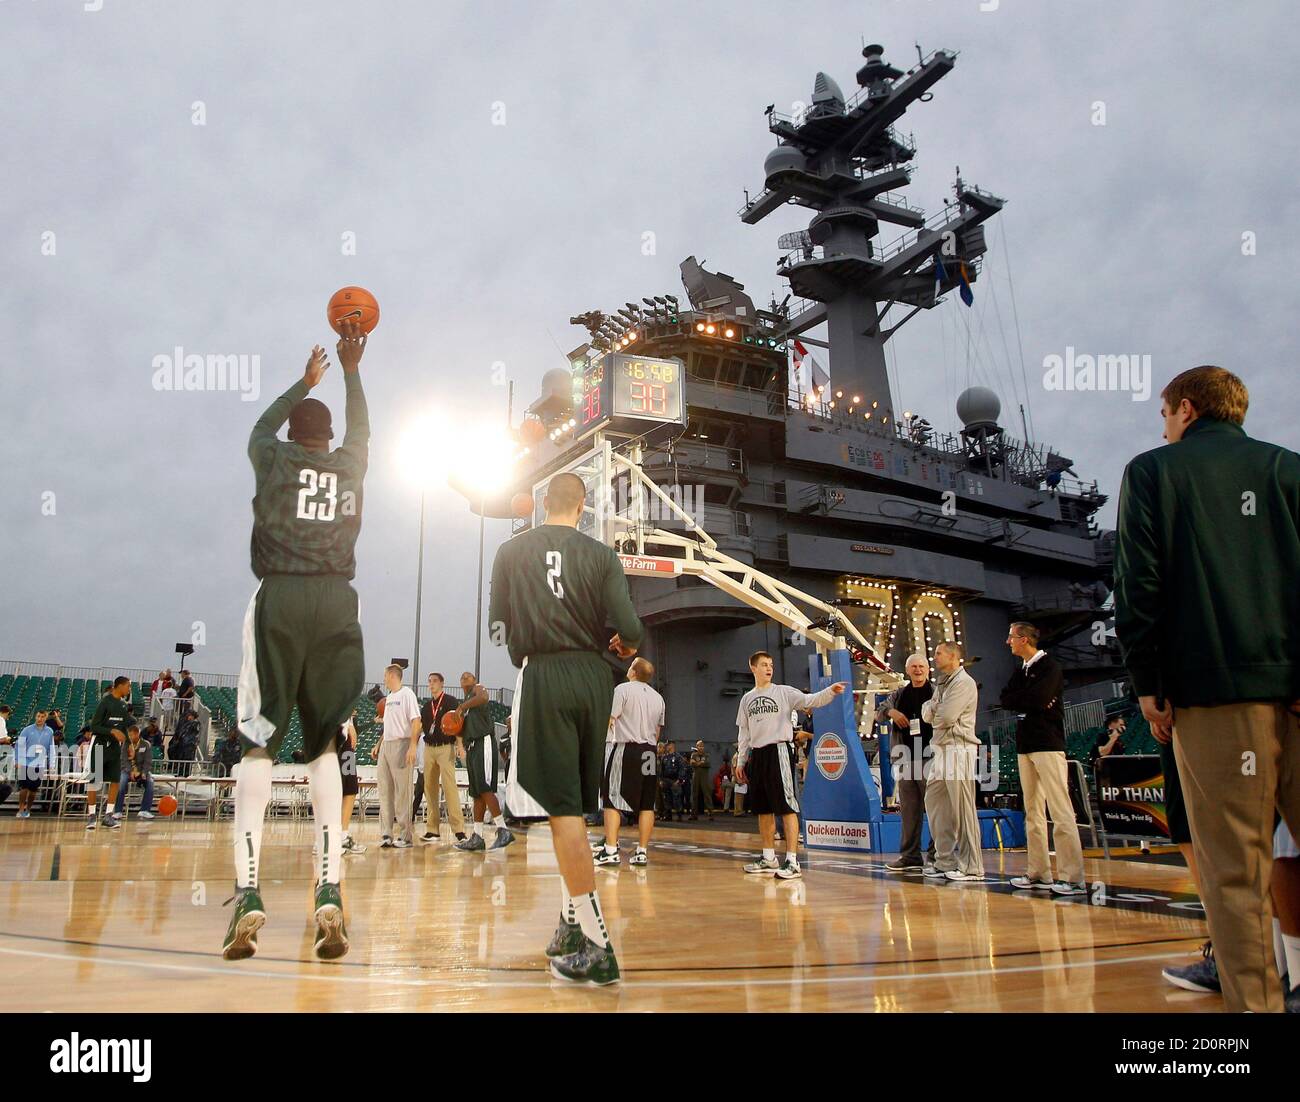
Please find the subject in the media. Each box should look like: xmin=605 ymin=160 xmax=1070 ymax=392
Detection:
xmin=813 ymin=732 xmax=848 ymax=781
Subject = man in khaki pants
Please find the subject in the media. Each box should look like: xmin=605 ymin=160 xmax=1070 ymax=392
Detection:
xmin=922 ymin=641 xmax=984 ymax=882
xmin=1115 ymin=365 xmax=1300 ymax=1012
xmin=1000 ymin=622 xmax=1085 ymax=895
xmin=418 ymin=672 xmax=467 ymax=844
xmin=371 ymin=664 xmax=422 ymax=849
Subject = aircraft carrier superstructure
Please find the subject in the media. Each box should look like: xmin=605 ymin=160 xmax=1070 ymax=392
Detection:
xmin=479 ymin=44 xmax=1121 ymax=751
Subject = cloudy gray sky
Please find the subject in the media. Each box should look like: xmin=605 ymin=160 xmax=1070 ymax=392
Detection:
xmin=2 ymin=0 xmax=1296 ymax=691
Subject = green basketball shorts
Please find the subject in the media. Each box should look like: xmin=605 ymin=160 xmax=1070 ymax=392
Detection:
xmin=505 ymin=651 xmax=615 ymax=818
xmin=237 ymin=574 xmax=364 ymax=762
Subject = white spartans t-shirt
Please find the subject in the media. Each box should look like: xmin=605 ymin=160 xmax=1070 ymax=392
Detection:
xmin=382 ymin=686 xmax=421 ymax=742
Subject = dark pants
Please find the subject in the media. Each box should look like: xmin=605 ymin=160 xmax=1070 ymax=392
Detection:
xmin=691 ymin=770 xmax=714 ymax=814
xmin=893 ymin=743 xmax=935 ymax=865
xmin=661 ymin=779 xmax=681 ymax=814
xmin=411 ymin=768 xmax=425 ymax=823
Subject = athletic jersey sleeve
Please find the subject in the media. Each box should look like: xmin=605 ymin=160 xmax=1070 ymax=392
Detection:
xmin=248 ymin=379 xmax=309 ymax=481
xmin=337 ymin=372 xmax=370 ymax=478
xmin=488 ymin=542 xmax=513 ymax=653
xmin=785 ymin=684 xmax=838 ymax=713
xmin=601 ymin=548 xmax=643 ymax=648
xmin=736 ymin=697 xmax=752 ymax=767
xmin=610 ymin=684 xmax=625 ymax=720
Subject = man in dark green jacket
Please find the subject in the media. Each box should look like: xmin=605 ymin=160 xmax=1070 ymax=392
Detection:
xmin=1114 ymin=364 xmax=1300 ymax=1013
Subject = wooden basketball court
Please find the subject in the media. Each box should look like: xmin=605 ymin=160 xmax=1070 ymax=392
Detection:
xmin=0 ymin=816 xmax=1218 ymax=1013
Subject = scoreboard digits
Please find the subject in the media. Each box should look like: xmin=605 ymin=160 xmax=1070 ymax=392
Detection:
xmin=574 ymin=353 xmax=684 ymax=433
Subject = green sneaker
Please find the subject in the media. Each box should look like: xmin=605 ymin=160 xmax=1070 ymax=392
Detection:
xmin=549 ymin=936 xmax=620 ymax=986
xmin=313 ymin=882 xmax=349 ymax=961
xmin=545 ymin=918 xmax=585 ymax=959
xmin=222 ymin=886 xmax=266 ymax=961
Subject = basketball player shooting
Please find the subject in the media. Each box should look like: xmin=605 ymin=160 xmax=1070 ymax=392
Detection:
xmin=489 ymin=471 xmax=643 ymax=985
xmin=224 ymin=318 xmax=369 ymax=963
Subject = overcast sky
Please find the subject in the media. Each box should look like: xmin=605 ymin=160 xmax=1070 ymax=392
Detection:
xmin=2 ymin=0 xmax=1296 ymax=690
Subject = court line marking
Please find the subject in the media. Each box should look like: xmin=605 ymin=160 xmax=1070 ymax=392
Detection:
xmin=0 ymin=926 xmax=1200 ymax=974
xmin=0 ymin=940 xmax=1201 ymax=991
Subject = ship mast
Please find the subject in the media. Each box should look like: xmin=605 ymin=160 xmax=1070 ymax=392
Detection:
xmin=741 ymin=44 xmax=1005 ymax=424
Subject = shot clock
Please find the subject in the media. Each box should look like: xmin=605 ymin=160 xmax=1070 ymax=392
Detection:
xmin=573 ymin=353 xmax=686 ymax=435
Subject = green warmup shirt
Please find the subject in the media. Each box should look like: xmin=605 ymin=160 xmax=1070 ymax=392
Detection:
xmin=460 ymin=699 xmax=494 ymax=745
xmin=88 ymin=692 xmax=131 ymax=769
xmin=248 ymin=373 xmax=369 ymax=579
xmin=488 ymin=523 xmax=643 ymax=666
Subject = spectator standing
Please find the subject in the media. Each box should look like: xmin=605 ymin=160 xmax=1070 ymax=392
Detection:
xmin=0 ymin=704 xmax=10 ymax=742
xmin=1000 ymin=622 xmax=1085 ymax=895
xmin=716 ymin=756 xmax=733 ymax=811
xmin=659 ymin=741 xmax=686 ymax=821
xmin=371 ymin=665 xmax=421 ymax=848
xmin=14 ymin=710 xmax=55 ymax=818
xmin=688 ymin=740 xmax=715 ymax=820
xmin=878 ymin=652 xmax=936 ymax=873
xmin=1114 ymin=364 xmax=1300 ymax=1012
xmin=921 ymin=641 xmax=984 ymax=882
xmin=418 ymin=673 xmax=467 ymax=845
xmin=177 ymin=670 xmax=196 ymax=701
xmin=171 ymin=709 xmax=201 ymax=775
xmin=157 ymin=683 xmax=179 ymax=744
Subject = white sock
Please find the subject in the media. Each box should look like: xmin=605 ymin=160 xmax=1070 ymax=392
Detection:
xmin=561 ymin=885 xmax=576 ymax=926
xmin=762 ymin=848 xmax=775 ymax=863
xmin=1284 ymin=932 xmax=1300 ymax=989
xmin=305 ymin=750 xmax=344 ymax=885
xmin=572 ymin=891 xmax=611 ymax=948
xmin=635 ymin=845 xmax=646 ymax=853
xmin=786 ymin=851 xmax=799 ymax=866
xmin=233 ymin=753 xmax=272 ymax=889
xmin=475 ymin=821 xmax=486 ymax=839
xmin=482 ymin=809 xmax=494 ymax=826
xmin=604 ymin=843 xmax=618 ymax=854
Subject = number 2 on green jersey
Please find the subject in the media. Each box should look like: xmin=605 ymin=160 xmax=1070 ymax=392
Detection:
xmin=546 ymin=550 xmax=564 ymax=599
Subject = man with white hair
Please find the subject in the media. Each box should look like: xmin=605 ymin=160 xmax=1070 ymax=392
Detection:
xmin=922 ymin=641 xmax=984 ymax=881
xmin=877 ymin=653 xmax=936 ymax=872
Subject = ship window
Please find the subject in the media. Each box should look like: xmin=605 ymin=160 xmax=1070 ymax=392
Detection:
xmin=691 ymin=353 xmax=720 ymax=381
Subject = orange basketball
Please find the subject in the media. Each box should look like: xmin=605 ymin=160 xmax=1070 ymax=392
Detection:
xmin=158 ymin=795 xmax=178 ymax=816
xmin=520 ymin=418 xmax=546 ymax=446
xmin=441 ymin=711 xmax=464 ymax=737
xmin=511 ymin=492 xmax=534 ymax=518
xmin=327 ymin=286 xmax=380 ymax=335
xmin=375 ymin=697 xmax=386 ymax=719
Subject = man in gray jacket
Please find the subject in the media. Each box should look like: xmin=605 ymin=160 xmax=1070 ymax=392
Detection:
xmin=921 ymin=641 xmax=983 ymax=881
xmin=113 ymin=724 xmax=156 ymax=820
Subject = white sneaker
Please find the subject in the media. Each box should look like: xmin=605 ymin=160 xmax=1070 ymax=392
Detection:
xmin=743 ymin=856 xmax=781 ymax=875
xmin=1009 ymin=875 xmax=1053 ymax=890
xmin=392 ymin=838 xmax=412 ymax=849
xmin=944 ymin=869 xmax=983 ymax=882
xmin=138 ymin=811 xmax=155 ymax=820
xmin=85 ymin=816 xmax=97 ymax=831
xmin=629 ymin=849 xmax=648 ymax=867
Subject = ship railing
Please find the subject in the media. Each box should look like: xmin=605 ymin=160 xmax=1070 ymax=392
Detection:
xmin=644 ymin=441 xmax=746 ymax=479
xmin=686 ymin=373 xmax=788 ymax=416
xmin=743 ymin=479 xmax=787 ymax=507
